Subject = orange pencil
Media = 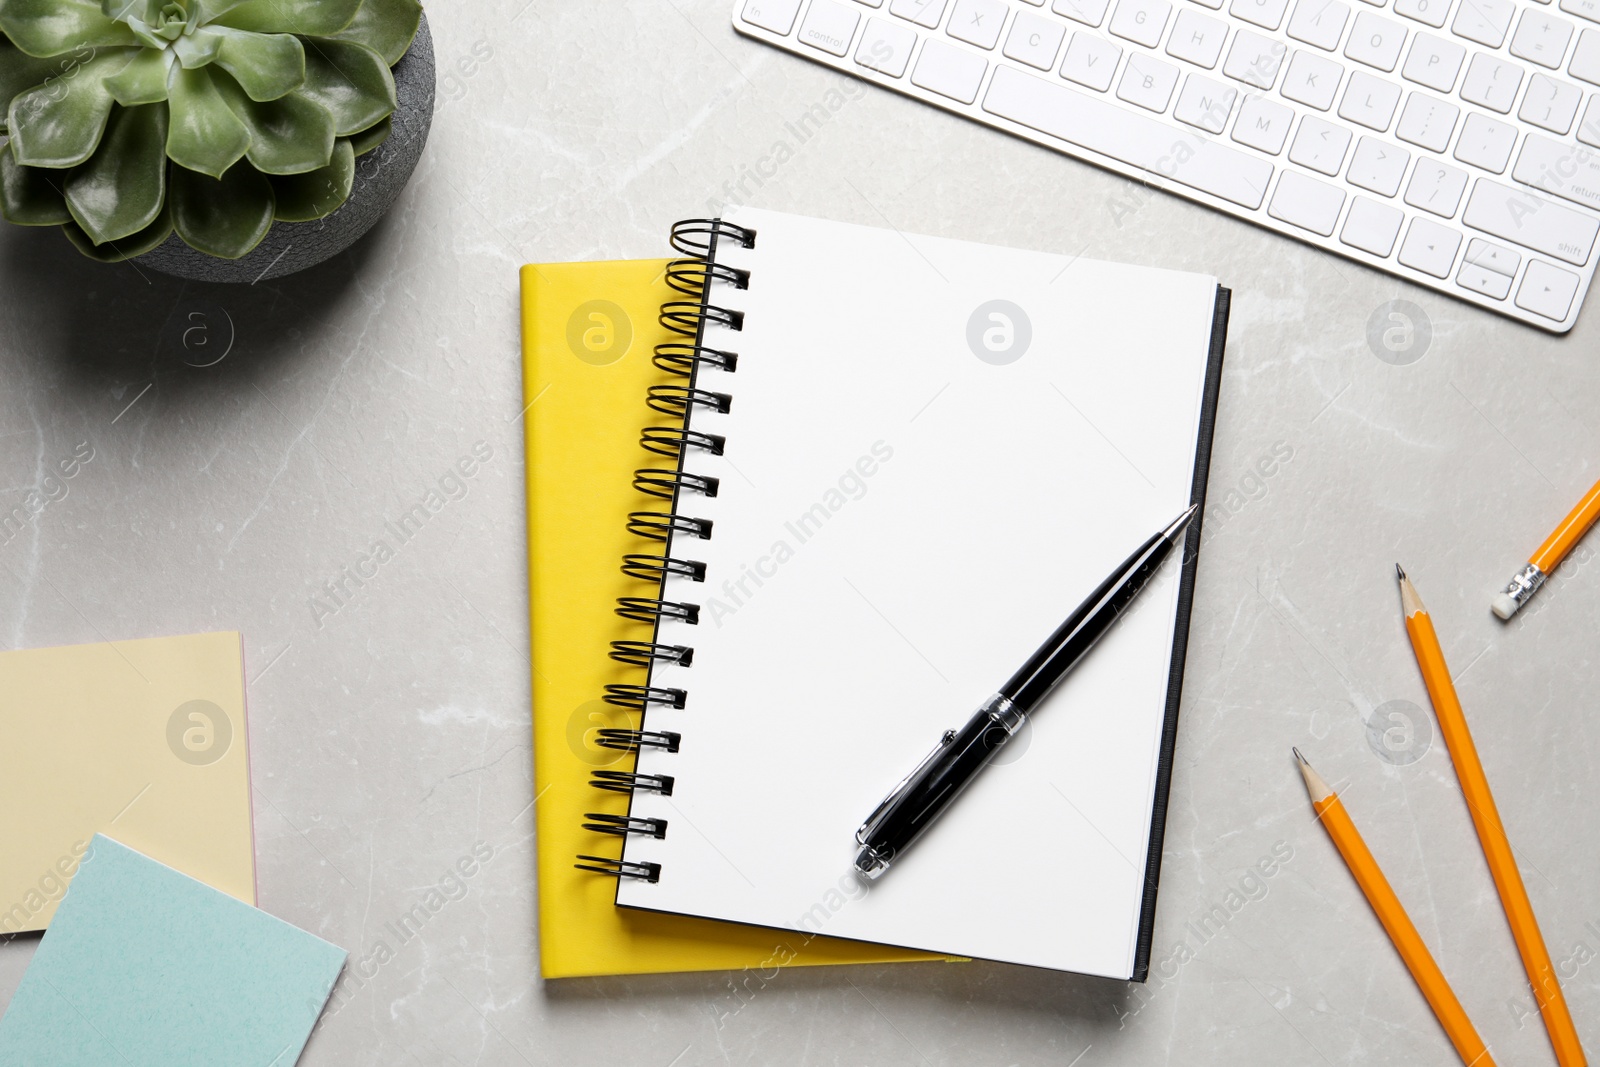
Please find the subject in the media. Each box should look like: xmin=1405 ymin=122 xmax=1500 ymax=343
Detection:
xmin=1294 ymin=749 xmax=1496 ymax=1067
xmin=1492 ymin=477 xmax=1600 ymax=619
xmin=1400 ymin=567 xmax=1586 ymax=1066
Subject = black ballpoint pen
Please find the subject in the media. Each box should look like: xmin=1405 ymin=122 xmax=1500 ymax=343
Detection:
xmin=853 ymin=504 xmax=1199 ymax=879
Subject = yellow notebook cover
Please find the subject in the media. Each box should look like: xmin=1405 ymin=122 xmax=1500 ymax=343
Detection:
xmin=522 ymin=258 xmax=947 ymax=977
xmin=0 ymin=631 xmax=255 ymax=934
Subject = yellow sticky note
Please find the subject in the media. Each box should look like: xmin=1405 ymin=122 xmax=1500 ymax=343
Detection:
xmin=0 ymin=631 xmax=255 ymax=933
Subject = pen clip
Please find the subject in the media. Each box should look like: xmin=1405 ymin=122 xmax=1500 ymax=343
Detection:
xmin=855 ymin=728 xmax=957 ymax=845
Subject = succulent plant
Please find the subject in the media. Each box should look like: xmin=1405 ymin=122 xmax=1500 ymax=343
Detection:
xmin=0 ymin=0 xmax=421 ymax=261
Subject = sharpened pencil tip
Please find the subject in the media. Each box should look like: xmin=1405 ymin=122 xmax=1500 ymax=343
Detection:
xmin=1293 ymin=748 xmax=1333 ymax=802
xmin=1395 ymin=563 xmax=1406 ymax=581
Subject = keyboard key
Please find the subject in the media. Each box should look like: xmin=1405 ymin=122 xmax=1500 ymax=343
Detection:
xmin=1454 ymin=111 xmax=1519 ymax=170
xmin=890 ymin=0 xmax=951 ymax=28
xmin=800 ymin=0 xmax=861 ymax=53
xmin=1288 ymin=0 xmax=1351 ymax=47
xmin=1233 ymin=93 xmax=1296 ymax=151
xmin=1398 ymin=216 xmax=1463 ymax=274
xmin=1004 ymin=10 xmax=1068 ymax=68
xmin=1191 ymin=0 xmax=1226 ymax=11
xmin=1402 ymin=33 xmax=1465 ymax=90
xmin=1463 ymin=178 xmax=1599 ymax=263
xmin=1283 ymin=50 xmax=1345 ymax=108
xmin=1175 ymin=73 xmax=1240 ymax=128
xmin=1460 ymin=53 xmax=1525 ymax=111
xmin=1516 ymin=259 xmax=1581 ymax=318
xmin=1340 ymin=69 xmax=1404 ymax=127
xmin=912 ymin=37 xmax=989 ymax=100
xmin=1581 ymin=95 xmax=1600 ymax=143
xmin=1458 ymin=261 xmax=1515 ymax=297
xmin=1465 ymin=237 xmax=1521 ymax=274
xmin=1232 ymin=0 xmax=1292 ymax=31
xmin=949 ymin=0 xmax=1009 ymax=48
xmin=1394 ymin=0 xmax=1449 ymax=28
xmin=982 ymin=65 xmax=1276 ymax=206
xmin=1054 ymin=0 xmax=1113 ymax=24
xmin=1349 ymin=135 xmax=1411 ymax=193
xmin=1511 ymin=11 xmax=1576 ymax=66
xmin=1289 ymin=113 xmax=1354 ymax=172
xmin=1572 ymin=29 xmax=1600 ymax=82
xmin=1395 ymin=91 xmax=1459 ymax=148
xmin=1405 ymin=158 xmax=1469 ymax=214
xmin=1225 ymin=29 xmax=1288 ymax=87
xmin=1514 ymin=132 xmax=1600 ymax=209
xmin=1269 ymin=169 xmax=1347 ymax=233
xmin=1167 ymin=9 xmax=1230 ymax=67
xmin=857 ymin=0 xmax=885 ymax=7
xmin=1559 ymin=0 xmax=1600 ymax=23
xmin=1063 ymin=33 xmax=1123 ymax=89
xmin=1518 ymin=73 xmax=1584 ymax=131
xmin=1452 ymin=0 xmax=1515 ymax=46
xmin=1346 ymin=11 xmax=1408 ymax=69
xmin=857 ymin=18 xmax=918 ymax=74
xmin=742 ymin=0 xmax=803 ymax=33
xmin=1342 ymin=195 xmax=1406 ymax=251
xmin=1118 ymin=53 xmax=1182 ymax=110
xmin=1110 ymin=0 xmax=1174 ymax=46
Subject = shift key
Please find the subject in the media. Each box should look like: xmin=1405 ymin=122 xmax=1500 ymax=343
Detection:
xmin=1462 ymin=178 xmax=1599 ymax=265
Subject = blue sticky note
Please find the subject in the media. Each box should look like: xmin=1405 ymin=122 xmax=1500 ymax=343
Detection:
xmin=0 ymin=834 xmax=346 ymax=1066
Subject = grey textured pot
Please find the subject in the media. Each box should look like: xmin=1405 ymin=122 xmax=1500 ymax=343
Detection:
xmin=136 ymin=15 xmax=435 ymax=283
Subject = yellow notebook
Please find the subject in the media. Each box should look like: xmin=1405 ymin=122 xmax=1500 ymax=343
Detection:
xmin=0 ymin=631 xmax=255 ymax=933
xmin=522 ymin=259 xmax=946 ymax=977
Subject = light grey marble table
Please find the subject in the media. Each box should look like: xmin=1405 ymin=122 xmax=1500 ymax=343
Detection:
xmin=2 ymin=3 xmax=1597 ymax=1065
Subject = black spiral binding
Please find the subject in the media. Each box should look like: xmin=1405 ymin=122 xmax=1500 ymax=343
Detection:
xmin=574 ymin=217 xmax=756 ymax=883
xmin=608 ymin=640 xmax=694 ymax=668
xmin=589 ymin=769 xmax=675 ymax=795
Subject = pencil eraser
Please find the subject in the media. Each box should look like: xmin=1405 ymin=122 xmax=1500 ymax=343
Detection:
xmin=1491 ymin=593 xmax=1520 ymax=621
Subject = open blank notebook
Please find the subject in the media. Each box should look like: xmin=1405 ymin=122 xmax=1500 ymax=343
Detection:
xmin=611 ymin=207 xmax=1227 ymax=979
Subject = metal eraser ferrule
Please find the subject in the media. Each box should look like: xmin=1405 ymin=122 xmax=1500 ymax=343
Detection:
xmin=1497 ymin=562 xmax=1547 ymax=616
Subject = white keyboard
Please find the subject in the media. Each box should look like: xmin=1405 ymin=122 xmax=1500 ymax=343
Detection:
xmin=735 ymin=0 xmax=1600 ymax=331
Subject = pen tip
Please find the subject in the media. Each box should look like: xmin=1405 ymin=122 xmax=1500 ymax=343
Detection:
xmin=1291 ymin=746 xmax=1307 ymax=766
xmin=1395 ymin=563 xmax=1406 ymax=581
xmin=1161 ymin=505 xmax=1200 ymax=540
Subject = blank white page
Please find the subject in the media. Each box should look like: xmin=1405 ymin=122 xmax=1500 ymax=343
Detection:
xmin=616 ymin=207 xmax=1222 ymax=977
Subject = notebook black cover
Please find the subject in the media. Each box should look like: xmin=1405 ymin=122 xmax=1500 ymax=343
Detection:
xmin=1130 ymin=285 xmax=1230 ymax=982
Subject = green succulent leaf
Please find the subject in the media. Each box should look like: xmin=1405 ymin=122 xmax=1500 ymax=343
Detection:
xmin=327 ymin=0 xmax=420 ymax=66
xmin=103 ymin=46 xmax=171 ymax=104
xmin=347 ymin=114 xmax=388 ymax=156
xmin=212 ymin=70 xmax=331 ymax=174
xmin=171 ymin=23 xmax=222 ymax=67
xmin=61 ymin=198 xmax=171 ymax=260
xmin=0 ymin=0 xmax=136 ymax=58
xmin=297 ymin=39 xmax=393 ymax=137
xmin=189 ymin=0 xmax=249 ymax=22
xmin=269 ymin=136 xmax=351 ymax=222
xmin=6 ymin=47 xmax=133 ymax=167
xmin=210 ymin=27 xmax=303 ymax=100
xmin=0 ymin=40 xmax=64 ymax=129
xmin=165 ymin=65 xmax=248 ymax=177
xmin=0 ymin=150 xmax=71 ymax=224
xmin=169 ymin=160 xmax=273 ymax=257
xmin=64 ymin=101 xmax=166 ymax=242
xmin=99 ymin=0 xmax=160 ymax=24
xmin=209 ymin=0 xmax=360 ymax=36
